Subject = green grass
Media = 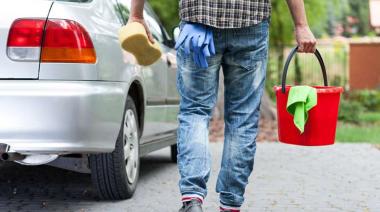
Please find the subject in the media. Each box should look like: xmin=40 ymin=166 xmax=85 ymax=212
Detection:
xmin=358 ymin=112 xmax=380 ymax=123
xmin=336 ymin=122 xmax=380 ymax=144
xmin=336 ymin=111 xmax=380 ymax=144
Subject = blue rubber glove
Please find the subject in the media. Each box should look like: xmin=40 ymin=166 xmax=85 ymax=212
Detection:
xmin=175 ymin=23 xmax=216 ymax=68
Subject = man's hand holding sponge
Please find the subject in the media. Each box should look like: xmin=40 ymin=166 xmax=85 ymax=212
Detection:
xmin=119 ymin=9 xmax=215 ymax=68
xmin=119 ymin=18 xmax=162 ymax=66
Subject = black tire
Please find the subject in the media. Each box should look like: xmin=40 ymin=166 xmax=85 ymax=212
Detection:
xmin=89 ymin=95 xmax=140 ymax=200
xmin=170 ymin=144 xmax=178 ymax=163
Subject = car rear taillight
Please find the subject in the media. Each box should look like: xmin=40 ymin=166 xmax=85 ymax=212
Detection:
xmin=41 ymin=19 xmax=96 ymax=63
xmin=7 ymin=18 xmax=96 ymax=64
xmin=7 ymin=19 xmax=45 ymax=61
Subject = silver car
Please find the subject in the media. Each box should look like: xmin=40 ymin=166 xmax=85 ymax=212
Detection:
xmin=0 ymin=0 xmax=179 ymax=200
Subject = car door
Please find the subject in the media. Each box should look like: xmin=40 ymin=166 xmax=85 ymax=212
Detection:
xmin=143 ymin=5 xmax=180 ymax=136
xmin=115 ymin=0 xmax=170 ymax=141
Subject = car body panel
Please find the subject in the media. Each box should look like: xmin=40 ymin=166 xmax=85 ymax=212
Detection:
xmin=0 ymin=0 xmax=179 ymax=157
xmin=0 ymin=80 xmax=127 ymax=154
xmin=115 ymin=0 xmax=177 ymax=141
xmin=39 ymin=0 xmax=123 ymax=81
xmin=0 ymin=0 xmax=53 ymax=79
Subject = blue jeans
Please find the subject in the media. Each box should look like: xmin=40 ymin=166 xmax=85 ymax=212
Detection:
xmin=176 ymin=19 xmax=269 ymax=208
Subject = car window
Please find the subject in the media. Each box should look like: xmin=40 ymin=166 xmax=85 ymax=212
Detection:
xmin=144 ymin=9 xmax=164 ymax=42
xmin=144 ymin=4 xmax=171 ymax=42
xmin=115 ymin=1 xmax=130 ymax=25
xmin=116 ymin=0 xmax=164 ymax=43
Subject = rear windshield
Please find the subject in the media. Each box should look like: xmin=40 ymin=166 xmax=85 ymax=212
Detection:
xmin=55 ymin=0 xmax=92 ymax=2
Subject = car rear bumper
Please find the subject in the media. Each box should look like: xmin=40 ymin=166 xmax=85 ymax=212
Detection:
xmin=0 ymin=80 xmax=127 ymax=154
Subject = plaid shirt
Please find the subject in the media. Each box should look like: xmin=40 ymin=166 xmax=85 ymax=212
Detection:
xmin=179 ymin=0 xmax=271 ymax=29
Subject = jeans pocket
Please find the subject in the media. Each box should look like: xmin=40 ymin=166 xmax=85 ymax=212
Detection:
xmin=237 ymin=45 xmax=267 ymax=72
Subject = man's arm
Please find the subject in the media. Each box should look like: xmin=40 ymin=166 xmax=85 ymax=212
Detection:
xmin=129 ymin=0 xmax=154 ymax=43
xmin=286 ymin=0 xmax=316 ymax=53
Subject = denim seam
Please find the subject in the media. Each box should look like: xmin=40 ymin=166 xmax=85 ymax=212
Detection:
xmin=181 ymin=190 xmax=206 ymax=199
xmin=226 ymin=133 xmax=233 ymax=203
xmin=220 ymin=200 xmax=242 ymax=208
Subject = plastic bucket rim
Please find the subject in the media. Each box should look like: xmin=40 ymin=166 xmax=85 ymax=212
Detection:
xmin=273 ymin=85 xmax=344 ymax=94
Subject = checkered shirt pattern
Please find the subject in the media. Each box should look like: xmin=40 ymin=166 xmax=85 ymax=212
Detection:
xmin=179 ymin=0 xmax=271 ymax=28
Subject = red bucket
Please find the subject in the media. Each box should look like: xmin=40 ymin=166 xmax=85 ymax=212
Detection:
xmin=274 ymin=47 xmax=343 ymax=146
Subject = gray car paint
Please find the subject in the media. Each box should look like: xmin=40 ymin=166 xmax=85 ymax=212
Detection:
xmin=0 ymin=0 xmax=179 ymax=155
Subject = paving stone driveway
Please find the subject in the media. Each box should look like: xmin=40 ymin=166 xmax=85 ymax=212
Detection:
xmin=0 ymin=142 xmax=379 ymax=212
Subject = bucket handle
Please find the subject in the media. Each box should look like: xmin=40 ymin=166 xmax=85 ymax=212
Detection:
xmin=281 ymin=46 xmax=328 ymax=93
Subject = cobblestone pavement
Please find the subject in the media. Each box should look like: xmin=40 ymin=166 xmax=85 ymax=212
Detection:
xmin=0 ymin=142 xmax=379 ymax=212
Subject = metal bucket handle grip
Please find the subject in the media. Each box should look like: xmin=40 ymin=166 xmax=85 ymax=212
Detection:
xmin=281 ymin=46 xmax=328 ymax=93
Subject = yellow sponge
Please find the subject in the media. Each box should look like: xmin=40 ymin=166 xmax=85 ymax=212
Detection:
xmin=119 ymin=22 xmax=162 ymax=66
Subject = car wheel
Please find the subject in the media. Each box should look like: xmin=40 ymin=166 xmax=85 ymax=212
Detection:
xmin=89 ymin=95 xmax=140 ymax=200
xmin=170 ymin=144 xmax=178 ymax=163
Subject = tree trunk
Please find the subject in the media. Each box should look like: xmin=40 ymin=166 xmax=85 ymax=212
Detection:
xmin=260 ymin=91 xmax=277 ymax=120
xmin=277 ymin=45 xmax=285 ymax=84
xmin=214 ymin=70 xmax=225 ymax=120
xmin=294 ymin=54 xmax=302 ymax=85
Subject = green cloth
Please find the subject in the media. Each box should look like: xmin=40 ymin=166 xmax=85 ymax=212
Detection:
xmin=286 ymin=86 xmax=317 ymax=133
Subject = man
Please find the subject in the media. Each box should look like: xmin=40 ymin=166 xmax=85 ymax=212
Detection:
xmin=129 ymin=0 xmax=316 ymax=211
